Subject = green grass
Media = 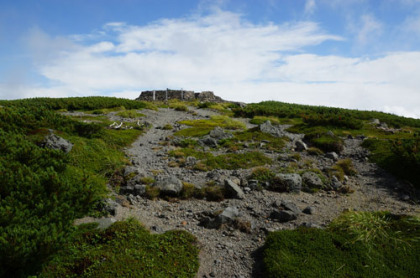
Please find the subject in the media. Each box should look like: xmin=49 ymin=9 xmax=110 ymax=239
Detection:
xmin=250 ymin=115 xmax=281 ymax=125
xmin=175 ymin=115 xmax=246 ymax=137
xmin=40 ymin=219 xmax=199 ymax=278
xmin=262 ymin=212 xmax=420 ymax=278
xmin=220 ymin=127 xmax=286 ymax=152
xmin=115 ymin=109 xmax=145 ymax=118
xmin=169 ymin=148 xmax=272 ymax=170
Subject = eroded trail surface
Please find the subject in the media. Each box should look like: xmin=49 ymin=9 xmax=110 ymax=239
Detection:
xmin=91 ymin=107 xmax=418 ymax=278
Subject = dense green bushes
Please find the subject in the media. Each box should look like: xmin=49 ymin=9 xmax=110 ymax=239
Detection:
xmin=0 ymin=96 xmax=147 ymax=111
xmin=363 ymin=138 xmax=420 ymax=189
xmin=0 ymin=130 xmax=105 ymax=277
xmin=234 ymin=100 xmax=420 ymax=128
xmin=0 ymin=97 xmax=147 ymax=277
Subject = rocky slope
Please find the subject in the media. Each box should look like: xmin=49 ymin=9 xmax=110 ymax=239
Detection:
xmin=77 ymin=106 xmax=418 ymax=278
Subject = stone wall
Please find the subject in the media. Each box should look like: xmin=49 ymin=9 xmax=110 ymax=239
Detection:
xmin=136 ymin=89 xmax=223 ymax=102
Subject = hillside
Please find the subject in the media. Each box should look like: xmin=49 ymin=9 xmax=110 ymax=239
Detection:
xmin=0 ymin=97 xmax=419 ymax=277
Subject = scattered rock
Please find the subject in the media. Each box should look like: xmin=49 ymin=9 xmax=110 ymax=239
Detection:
xmin=303 ymin=206 xmax=315 ymax=215
xmin=42 ymin=131 xmax=73 ymax=153
xmin=199 ymin=136 xmax=218 ymax=148
xmin=209 ymin=127 xmax=233 ymax=140
xmin=134 ymin=184 xmax=146 ymax=196
xmin=96 ymin=217 xmax=117 ymax=230
xmin=224 ymin=179 xmax=245 ymax=199
xmin=271 ymin=173 xmax=302 ymax=193
xmin=154 ymin=176 xmax=183 ymax=196
xmin=102 ymin=198 xmax=119 ymax=216
xmin=326 ymin=130 xmax=335 ymax=137
xmin=370 ymin=118 xmax=380 ymax=125
xmin=302 ymin=172 xmax=324 ymax=189
xmin=294 ymin=140 xmax=308 ymax=151
xmin=300 ymin=222 xmax=321 ymax=229
xmin=325 ymin=152 xmax=339 ymax=161
xmin=259 ymin=121 xmax=283 ymax=137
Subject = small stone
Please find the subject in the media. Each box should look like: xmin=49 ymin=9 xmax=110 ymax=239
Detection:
xmin=303 ymin=206 xmax=315 ymax=215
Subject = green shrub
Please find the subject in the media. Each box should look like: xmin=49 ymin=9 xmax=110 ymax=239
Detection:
xmin=40 ymin=219 xmax=199 ymax=277
xmin=203 ymin=186 xmax=225 ymax=201
xmin=144 ymin=186 xmax=160 ymax=200
xmin=163 ymin=123 xmax=174 ymax=130
xmin=363 ymin=138 xmax=420 ymax=189
xmin=262 ymin=212 xmax=420 ymax=278
xmin=307 ymin=147 xmax=324 ymax=155
xmin=249 ymin=167 xmax=275 ymax=182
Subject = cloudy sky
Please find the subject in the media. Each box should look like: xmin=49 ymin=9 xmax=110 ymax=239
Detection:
xmin=1 ymin=0 xmax=420 ymax=118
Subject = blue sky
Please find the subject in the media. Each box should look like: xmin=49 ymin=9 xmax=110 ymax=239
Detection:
xmin=1 ymin=0 xmax=420 ymax=118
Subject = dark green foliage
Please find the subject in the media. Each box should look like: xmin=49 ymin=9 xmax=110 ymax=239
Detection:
xmin=302 ymin=128 xmax=344 ymax=153
xmin=263 ymin=212 xmax=420 ymax=278
xmin=0 ymin=98 xmax=146 ymax=277
xmin=363 ymin=138 xmax=420 ymax=189
xmin=235 ymin=100 xmax=420 ymax=128
xmin=0 ymin=131 xmax=104 ymax=277
xmin=302 ymin=113 xmax=363 ymax=129
xmin=40 ymin=219 xmax=200 ymax=278
xmin=0 ymin=96 xmax=147 ymax=111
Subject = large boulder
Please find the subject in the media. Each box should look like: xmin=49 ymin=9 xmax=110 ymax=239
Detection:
xmin=209 ymin=127 xmax=233 ymax=140
xmin=199 ymin=136 xmax=218 ymax=148
xmin=271 ymin=173 xmax=302 ymax=193
xmin=294 ymin=140 xmax=308 ymax=151
xmin=200 ymin=206 xmax=240 ymax=229
xmin=42 ymin=131 xmax=73 ymax=153
xmin=270 ymin=201 xmax=300 ymax=222
xmin=153 ymin=176 xmax=183 ymax=196
xmin=302 ymin=171 xmax=324 ymax=190
xmin=224 ymin=179 xmax=245 ymax=199
xmin=259 ymin=121 xmax=283 ymax=137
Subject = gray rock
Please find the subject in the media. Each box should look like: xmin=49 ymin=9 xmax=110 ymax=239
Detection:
xmin=300 ymin=222 xmax=321 ymax=229
xmin=271 ymin=173 xmax=302 ymax=193
xmin=247 ymin=179 xmax=259 ymax=190
xmin=199 ymin=136 xmax=218 ymax=148
xmin=330 ymin=176 xmax=342 ymax=190
xmin=154 ymin=176 xmax=183 ymax=196
xmin=134 ymin=184 xmax=146 ymax=195
xmin=224 ymin=179 xmax=245 ymax=199
xmin=294 ymin=140 xmax=308 ymax=151
xmin=96 ymin=218 xmax=117 ymax=230
xmin=303 ymin=206 xmax=315 ymax=215
xmin=326 ymin=130 xmax=335 ymax=137
xmin=209 ymin=126 xmax=233 ymax=140
xmin=302 ymin=171 xmax=324 ymax=189
xmin=270 ymin=200 xmax=299 ymax=222
xmin=201 ymin=206 xmax=240 ymax=229
xmin=259 ymin=121 xmax=283 ymax=137
xmin=270 ymin=210 xmax=297 ymax=222
xmin=371 ymin=118 xmax=380 ymax=125
xmin=42 ymin=132 xmax=73 ymax=153
xmin=217 ymin=206 xmax=240 ymax=225
xmin=185 ymin=156 xmax=197 ymax=166
xmin=102 ymin=198 xmax=119 ymax=216
xmin=325 ymin=152 xmax=339 ymax=161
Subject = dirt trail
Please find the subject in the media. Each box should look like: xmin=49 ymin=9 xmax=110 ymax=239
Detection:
xmin=80 ymin=107 xmax=418 ymax=278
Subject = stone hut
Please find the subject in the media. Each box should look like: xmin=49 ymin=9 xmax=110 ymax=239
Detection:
xmin=136 ymin=89 xmax=223 ymax=102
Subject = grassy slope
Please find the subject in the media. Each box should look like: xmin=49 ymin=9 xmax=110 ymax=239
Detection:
xmin=0 ymin=97 xmax=199 ymax=277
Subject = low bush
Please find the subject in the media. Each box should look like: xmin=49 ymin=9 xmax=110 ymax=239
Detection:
xmin=40 ymin=219 xmax=199 ymax=278
xmin=249 ymin=167 xmax=276 ymax=182
xmin=262 ymin=212 xmax=420 ymax=278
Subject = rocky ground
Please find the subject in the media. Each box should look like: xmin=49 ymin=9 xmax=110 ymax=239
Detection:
xmin=77 ymin=106 xmax=419 ymax=278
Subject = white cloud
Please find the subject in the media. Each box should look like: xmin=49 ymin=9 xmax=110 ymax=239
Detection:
xmin=2 ymin=9 xmax=420 ymax=119
xmin=304 ymin=0 xmax=316 ymax=15
xmin=351 ymin=14 xmax=383 ymax=46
